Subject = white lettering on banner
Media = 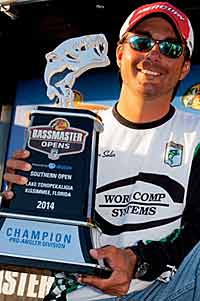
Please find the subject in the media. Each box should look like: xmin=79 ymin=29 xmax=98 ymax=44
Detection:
xmin=38 ymin=276 xmax=54 ymax=299
xmin=1 ymin=271 xmax=18 ymax=295
xmin=27 ymin=274 xmax=39 ymax=298
xmin=17 ymin=273 xmax=27 ymax=296
xmin=0 ymin=270 xmax=54 ymax=298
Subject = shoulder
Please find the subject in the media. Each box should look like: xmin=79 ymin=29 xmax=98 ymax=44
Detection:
xmin=173 ymin=109 xmax=200 ymax=131
xmin=174 ymin=108 xmax=200 ymax=122
xmin=98 ymin=107 xmax=113 ymax=119
xmin=98 ymin=107 xmax=115 ymax=126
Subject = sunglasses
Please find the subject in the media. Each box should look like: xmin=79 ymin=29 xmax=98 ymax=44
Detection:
xmin=127 ymin=35 xmax=183 ymax=59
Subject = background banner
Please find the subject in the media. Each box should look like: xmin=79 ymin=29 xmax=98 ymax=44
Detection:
xmin=0 ymin=0 xmax=200 ymax=298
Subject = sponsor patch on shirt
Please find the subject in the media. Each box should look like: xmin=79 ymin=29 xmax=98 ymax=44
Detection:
xmin=164 ymin=141 xmax=183 ymax=167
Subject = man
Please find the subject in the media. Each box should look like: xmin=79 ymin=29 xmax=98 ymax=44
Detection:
xmin=4 ymin=2 xmax=200 ymax=300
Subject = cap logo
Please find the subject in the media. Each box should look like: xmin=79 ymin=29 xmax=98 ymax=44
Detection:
xmin=138 ymin=5 xmax=184 ymax=21
xmin=120 ymin=1 xmax=194 ymax=57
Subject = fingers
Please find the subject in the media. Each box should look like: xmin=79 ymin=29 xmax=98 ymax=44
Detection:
xmin=89 ymin=246 xmax=113 ymax=260
xmin=78 ymin=246 xmax=135 ymax=296
xmin=3 ymin=172 xmax=29 ymax=185
xmin=4 ymin=150 xmax=31 ymax=185
xmin=2 ymin=191 xmax=14 ymax=200
xmin=79 ymin=247 xmax=114 ymax=291
xmin=12 ymin=150 xmax=30 ymax=160
xmin=89 ymin=247 xmax=112 ymax=269
xmin=78 ymin=270 xmax=129 ymax=297
xmin=6 ymin=159 xmax=31 ymax=173
xmin=78 ymin=274 xmax=109 ymax=291
xmin=6 ymin=150 xmax=31 ymax=172
xmin=4 ymin=160 xmax=31 ymax=185
xmin=89 ymin=246 xmax=122 ymax=270
xmin=1 ymin=190 xmax=14 ymax=206
xmin=89 ymin=249 xmax=99 ymax=259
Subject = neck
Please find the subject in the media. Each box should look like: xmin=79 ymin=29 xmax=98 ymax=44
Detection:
xmin=117 ymin=86 xmax=172 ymax=123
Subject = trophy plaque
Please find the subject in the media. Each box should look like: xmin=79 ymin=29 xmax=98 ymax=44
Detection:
xmin=0 ymin=34 xmax=111 ymax=277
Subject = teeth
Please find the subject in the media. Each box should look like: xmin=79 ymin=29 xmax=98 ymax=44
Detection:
xmin=142 ymin=70 xmax=160 ymax=76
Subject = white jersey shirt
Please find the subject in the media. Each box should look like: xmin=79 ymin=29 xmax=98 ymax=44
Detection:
xmin=69 ymin=104 xmax=200 ymax=300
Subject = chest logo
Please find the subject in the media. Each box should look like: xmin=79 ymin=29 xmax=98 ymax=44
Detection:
xmin=164 ymin=142 xmax=183 ymax=167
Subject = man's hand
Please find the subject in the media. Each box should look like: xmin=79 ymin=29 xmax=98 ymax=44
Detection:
xmin=3 ymin=149 xmax=31 ymax=200
xmin=78 ymin=245 xmax=137 ymax=297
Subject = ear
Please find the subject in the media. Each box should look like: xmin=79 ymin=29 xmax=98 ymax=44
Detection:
xmin=179 ymin=60 xmax=191 ymax=81
xmin=116 ymin=45 xmax=123 ymax=68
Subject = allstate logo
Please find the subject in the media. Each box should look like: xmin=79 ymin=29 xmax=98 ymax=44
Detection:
xmin=49 ymin=163 xmax=56 ymax=169
xmin=181 ymin=83 xmax=200 ymax=111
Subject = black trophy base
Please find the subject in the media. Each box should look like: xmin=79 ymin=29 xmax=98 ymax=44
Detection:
xmin=0 ymin=255 xmax=111 ymax=278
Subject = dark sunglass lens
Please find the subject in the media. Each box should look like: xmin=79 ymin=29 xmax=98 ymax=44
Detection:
xmin=129 ymin=36 xmax=153 ymax=52
xmin=160 ymin=41 xmax=183 ymax=58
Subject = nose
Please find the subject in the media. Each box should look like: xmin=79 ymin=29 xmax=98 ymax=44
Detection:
xmin=146 ymin=43 xmax=161 ymax=60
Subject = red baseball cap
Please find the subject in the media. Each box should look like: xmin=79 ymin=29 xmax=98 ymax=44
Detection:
xmin=119 ymin=2 xmax=194 ymax=57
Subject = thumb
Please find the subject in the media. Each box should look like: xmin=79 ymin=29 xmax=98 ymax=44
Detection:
xmin=89 ymin=249 xmax=99 ymax=259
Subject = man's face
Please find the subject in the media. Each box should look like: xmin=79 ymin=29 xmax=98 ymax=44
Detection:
xmin=116 ymin=16 xmax=190 ymax=99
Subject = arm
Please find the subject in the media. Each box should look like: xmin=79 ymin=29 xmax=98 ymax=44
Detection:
xmin=128 ymin=147 xmax=200 ymax=281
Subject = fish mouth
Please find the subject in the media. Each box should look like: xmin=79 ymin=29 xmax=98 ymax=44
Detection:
xmin=65 ymin=35 xmax=108 ymax=59
xmin=94 ymin=42 xmax=106 ymax=57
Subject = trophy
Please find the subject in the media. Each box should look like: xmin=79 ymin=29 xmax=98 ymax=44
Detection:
xmin=0 ymin=34 xmax=111 ymax=277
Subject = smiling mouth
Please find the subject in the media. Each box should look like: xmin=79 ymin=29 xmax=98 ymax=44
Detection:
xmin=139 ymin=69 xmax=161 ymax=76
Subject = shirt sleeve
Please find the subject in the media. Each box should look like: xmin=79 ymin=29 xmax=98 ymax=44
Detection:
xmin=129 ymin=145 xmax=200 ymax=281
